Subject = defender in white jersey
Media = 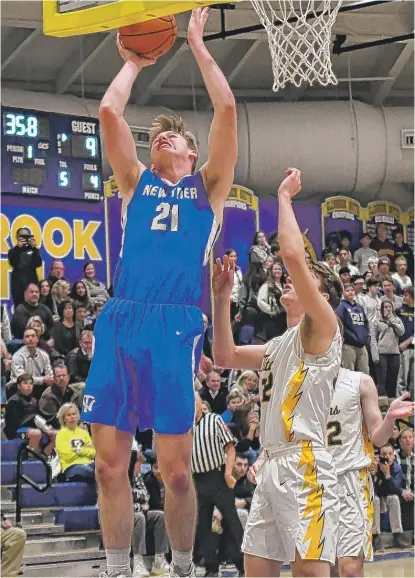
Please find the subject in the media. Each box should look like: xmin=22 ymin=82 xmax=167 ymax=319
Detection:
xmin=212 ymin=169 xmax=344 ymax=577
xmin=328 ymin=367 xmax=414 ymax=577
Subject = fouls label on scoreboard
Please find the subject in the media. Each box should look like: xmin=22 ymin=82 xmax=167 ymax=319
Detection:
xmin=58 ymin=0 xmax=118 ymax=14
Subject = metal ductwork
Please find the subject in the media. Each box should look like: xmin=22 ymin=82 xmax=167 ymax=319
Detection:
xmin=2 ymin=88 xmax=413 ymax=209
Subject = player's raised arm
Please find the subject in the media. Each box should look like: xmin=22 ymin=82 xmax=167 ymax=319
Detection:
xmin=212 ymin=255 xmax=267 ymax=369
xmin=99 ymin=37 xmax=155 ymax=198
xmin=187 ymin=9 xmax=237 ymax=210
xmin=360 ymin=373 xmax=414 ymax=448
xmin=278 ymin=169 xmax=340 ymax=354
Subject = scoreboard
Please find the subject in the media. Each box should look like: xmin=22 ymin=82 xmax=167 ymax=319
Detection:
xmin=2 ymin=107 xmax=103 ymax=202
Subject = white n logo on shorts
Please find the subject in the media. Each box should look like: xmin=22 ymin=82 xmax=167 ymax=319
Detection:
xmin=83 ymin=395 xmax=96 ymax=413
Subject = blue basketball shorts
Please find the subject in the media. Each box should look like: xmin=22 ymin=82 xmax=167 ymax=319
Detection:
xmin=81 ymin=298 xmax=204 ymax=435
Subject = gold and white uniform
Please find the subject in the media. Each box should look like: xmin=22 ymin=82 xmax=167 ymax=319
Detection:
xmin=327 ymin=367 xmax=375 ymax=561
xmin=242 ymin=323 xmax=342 ymax=564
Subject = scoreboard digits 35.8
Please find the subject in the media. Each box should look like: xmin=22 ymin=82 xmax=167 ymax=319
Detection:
xmin=2 ymin=107 xmax=103 ymax=201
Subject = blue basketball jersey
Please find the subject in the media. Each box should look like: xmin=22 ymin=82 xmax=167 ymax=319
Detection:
xmin=113 ymin=169 xmax=219 ymax=306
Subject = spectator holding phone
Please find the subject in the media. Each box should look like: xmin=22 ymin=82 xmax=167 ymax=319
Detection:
xmin=8 ymin=228 xmax=42 ymax=308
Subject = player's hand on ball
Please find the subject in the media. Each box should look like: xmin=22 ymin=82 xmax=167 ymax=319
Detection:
xmin=187 ymin=7 xmax=209 ymax=46
xmin=116 ymin=34 xmax=156 ymax=68
xmin=212 ymin=255 xmax=235 ymax=301
xmin=386 ymin=392 xmax=415 ymax=419
xmin=278 ymin=168 xmax=302 ymax=199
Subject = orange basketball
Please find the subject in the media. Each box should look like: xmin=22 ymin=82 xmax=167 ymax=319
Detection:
xmin=119 ymin=15 xmax=177 ymax=60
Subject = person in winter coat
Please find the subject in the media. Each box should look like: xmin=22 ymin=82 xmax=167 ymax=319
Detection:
xmin=257 ymin=261 xmax=287 ymax=339
xmin=336 ymin=283 xmax=370 ymax=373
xmin=81 ymin=262 xmax=109 ymax=305
xmin=8 ymin=228 xmax=42 ymax=308
xmin=371 ymin=299 xmax=405 ymax=398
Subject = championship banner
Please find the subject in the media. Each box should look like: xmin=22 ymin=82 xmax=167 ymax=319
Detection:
xmin=213 ymin=185 xmax=260 ymax=275
xmin=1 ymin=194 xmax=107 ymax=314
xmin=363 ymin=201 xmax=403 ymax=240
xmin=260 ymin=200 xmax=322 ymax=261
xmin=321 ymin=196 xmax=364 ymax=253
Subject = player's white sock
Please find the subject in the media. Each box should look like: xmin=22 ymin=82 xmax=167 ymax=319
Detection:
xmin=106 ymin=548 xmax=131 ymax=575
xmin=171 ymin=549 xmax=192 ymax=575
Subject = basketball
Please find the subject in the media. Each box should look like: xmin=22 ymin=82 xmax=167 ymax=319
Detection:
xmin=119 ymin=15 xmax=177 ymax=60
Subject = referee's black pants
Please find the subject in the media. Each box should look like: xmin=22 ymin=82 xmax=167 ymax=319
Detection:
xmin=194 ymin=467 xmax=244 ymax=575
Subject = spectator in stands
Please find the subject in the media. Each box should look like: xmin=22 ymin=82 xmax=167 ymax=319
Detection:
xmin=232 ymin=454 xmax=255 ymax=529
xmin=361 ymin=279 xmax=381 ymax=325
xmin=395 ymin=428 xmax=414 ymax=533
xmin=74 ymin=304 xmax=88 ymax=340
xmin=392 ymin=230 xmax=414 ymax=279
xmin=221 ymin=391 xmax=244 ymax=424
xmin=201 ymin=313 xmax=213 ymax=362
xmin=338 ymin=267 xmax=352 ymax=286
xmin=70 ymin=280 xmax=92 ymax=311
xmin=237 ymin=262 xmax=267 ymax=344
xmin=257 ymin=261 xmax=287 ymax=340
xmin=9 ymin=328 xmax=54 ymax=399
xmin=373 ymin=443 xmax=409 ymax=550
xmin=143 ymin=457 xmax=165 ymax=513
xmin=225 ymin=249 xmax=243 ymax=320
xmin=335 ymin=248 xmax=359 ymax=277
xmin=1 ymin=513 xmax=26 ymax=578
xmin=1 ymin=305 xmax=11 ymax=342
xmin=336 ymin=284 xmax=370 ymax=373
xmin=1 ymin=338 xmax=12 ymax=404
xmin=67 ymin=330 xmax=94 ymax=384
xmin=390 ymin=424 xmax=401 ymax=450
xmin=270 ymin=242 xmax=282 ymax=262
xmin=84 ymin=301 xmax=105 ymax=332
xmin=199 ymin=371 xmax=227 ymax=415
xmin=323 ymin=252 xmax=337 ymax=273
xmin=131 ymin=458 xmax=169 ymax=578
xmin=50 ymin=280 xmax=71 ymax=321
xmin=249 ymin=231 xmax=270 ymax=264
xmin=228 ymin=406 xmax=260 ymax=466
xmin=339 ymin=231 xmax=352 ymax=252
xmin=39 ymin=365 xmax=83 ymax=429
xmin=354 ymin=232 xmax=378 ymax=274
xmin=11 ymin=283 xmax=54 ymax=339
xmin=50 ymin=300 xmax=78 ymax=357
xmin=4 ymin=374 xmax=56 ymax=456
xmin=82 ymin=262 xmax=110 ymax=304
xmin=396 ymin=287 xmax=414 ymax=398
xmin=8 ymin=228 xmax=42 ymax=308
xmin=39 ymin=279 xmax=54 ymax=314
xmin=352 ymin=275 xmax=366 ymax=307
xmin=232 ymin=370 xmax=260 ymax=405
xmin=55 ymin=402 xmax=95 ymax=482
xmin=381 ymin=277 xmax=403 ymax=309
xmin=368 ymin=257 xmax=380 ymax=281
xmin=26 ymin=316 xmax=57 ymax=361
xmin=47 ymin=260 xmax=67 ymax=286
xmin=370 ymin=223 xmax=395 ymax=260
xmin=378 ymin=256 xmax=392 ymax=283
xmin=370 ymin=299 xmax=404 ymax=398
xmin=392 ymin=257 xmax=412 ymax=293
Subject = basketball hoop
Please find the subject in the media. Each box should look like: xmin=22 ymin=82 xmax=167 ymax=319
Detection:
xmin=250 ymin=0 xmax=343 ymax=91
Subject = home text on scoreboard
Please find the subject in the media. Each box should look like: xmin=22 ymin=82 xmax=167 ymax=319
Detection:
xmin=1 ymin=107 xmax=103 ymax=202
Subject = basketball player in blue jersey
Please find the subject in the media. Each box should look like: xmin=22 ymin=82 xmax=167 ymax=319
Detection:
xmin=81 ymin=8 xmax=237 ymax=578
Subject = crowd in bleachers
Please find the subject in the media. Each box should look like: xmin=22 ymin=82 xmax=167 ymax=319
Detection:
xmin=1 ymin=221 xmax=414 ymax=576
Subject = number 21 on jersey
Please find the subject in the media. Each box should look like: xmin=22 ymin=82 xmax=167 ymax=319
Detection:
xmin=151 ymin=202 xmax=179 ymax=232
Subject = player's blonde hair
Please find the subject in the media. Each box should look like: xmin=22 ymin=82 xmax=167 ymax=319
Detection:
xmin=149 ymin=114 xmax=198 ymax=173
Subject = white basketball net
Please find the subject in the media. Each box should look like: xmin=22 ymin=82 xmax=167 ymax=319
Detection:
xmin=250 ymin=0 xmax=343 ymax=91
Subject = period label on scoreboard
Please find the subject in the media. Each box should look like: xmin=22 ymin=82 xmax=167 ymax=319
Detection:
xmin=1 ymin=107 xmax=103 ymax=202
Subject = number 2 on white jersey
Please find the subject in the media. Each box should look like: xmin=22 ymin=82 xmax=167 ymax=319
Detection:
xmin=151 ymin=202 xmax=179 ymax=232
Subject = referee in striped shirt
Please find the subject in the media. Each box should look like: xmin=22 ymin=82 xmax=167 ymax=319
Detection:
xmin=193 ymin=393 xmax=244 ymax=577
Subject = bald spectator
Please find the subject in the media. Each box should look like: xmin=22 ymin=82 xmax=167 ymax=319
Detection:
xmin=67 ymin=330 xmax=94 ymax=383
xmin=47 ymin=260 xmax=68 ymax=286
xmin=39 ymin=365 xmax=83 ymax=430
xmin=199 ymin=371 xmax=228 ymax=415
xmin=9 ymin=328 xmax=54 ymax=399
xmin=11 ymin=283 xmax=54 ymax=339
